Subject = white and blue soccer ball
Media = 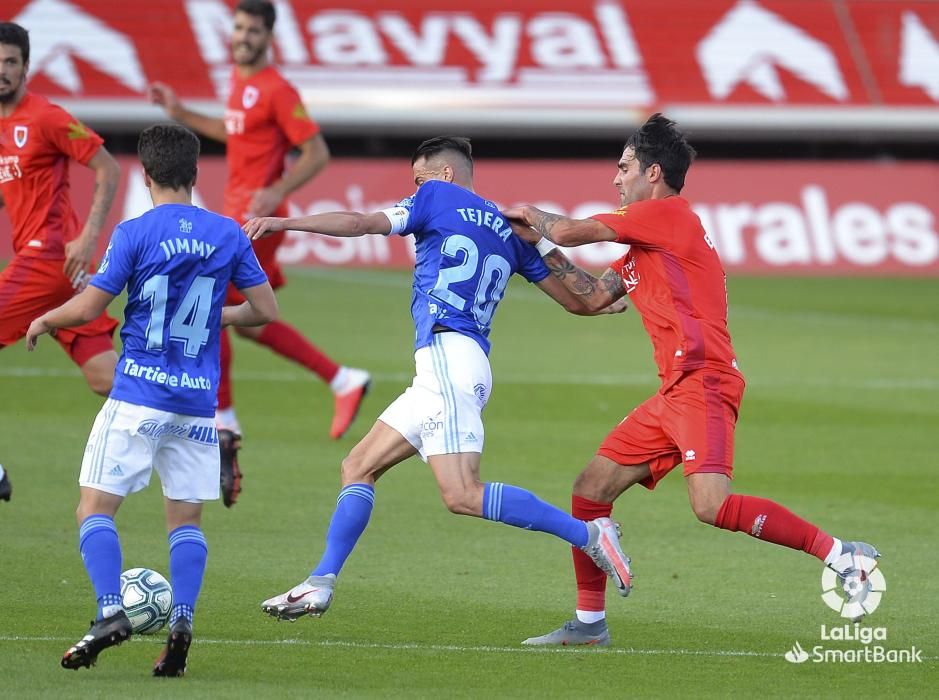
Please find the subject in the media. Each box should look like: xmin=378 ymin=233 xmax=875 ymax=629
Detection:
xmin=120 ymin=567 xmax=172 ymax=634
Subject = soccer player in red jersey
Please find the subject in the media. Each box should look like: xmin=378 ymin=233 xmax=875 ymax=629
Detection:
xmin=0 ymin=22 xmax=121 ymax=502
xmin=148 ymin=0 xmax=369 ymax=505
xmin=506 ymin=114 xmax=880 ymax=646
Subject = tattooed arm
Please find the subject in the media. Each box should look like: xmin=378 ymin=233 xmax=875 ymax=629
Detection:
xmin=503 ymin=205 xmax=617 ymax=246
xmin=535 ymin=248 xmax=628 ymax=316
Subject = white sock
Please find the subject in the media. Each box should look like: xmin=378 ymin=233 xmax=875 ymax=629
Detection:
xmin=576 ymin=610 xmax=606 ymax=625
xmin=216 ymin=407 xmax=240 ymax=433
xmin=823 ymin=537 xmax=844 ymax=567
xmin=330 ymin=366 xmax=350 ymax=393
xmin=0 ymin=464 xmax=5 ymax=481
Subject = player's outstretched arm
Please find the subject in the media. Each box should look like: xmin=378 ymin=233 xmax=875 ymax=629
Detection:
xmin=504 ymin=205 xmax=616 ymax=247
xmin=64 ymin=147 xmax=120 ymax=285
xmin=221 ymin=281 xmax=279 ymax=328
xmin=25 ymin=286 xmax=115 ymax=351
xmin=535 ymin=247 xmax=628 ymax=315
xmin=244 ymin=211 xmax=392 ymax=240
xmin=147 ymin=82 xmax=228 ymax=143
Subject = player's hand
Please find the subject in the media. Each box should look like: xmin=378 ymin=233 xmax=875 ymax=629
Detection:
xmin=603 ymin=297 xmax=629 ymax=314
xmin=246 ymin=187 xmax=283 ymax=219
xmin=63 ymin=236 xmax=94 ymax=286
xmin=25 ymin=317 xmax=53 ymax=351
xmin=505 ymin=216 xmax=542 ymax=245
xmin=147 ymin=82 xmax=180 ymax=117
xmin=243 ymin=217 xmax=287 ymax=240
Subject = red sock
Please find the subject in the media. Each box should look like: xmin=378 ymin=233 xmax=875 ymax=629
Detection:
xmin=714 ymin=494 xmax=834 ymax=561
xmin=572 ymin=495 xmax=613 ymax=612
xmin=217 ymin=328 xmax=233 ymax=410
xmin=256 ymin=321 xmax=339 ymax=383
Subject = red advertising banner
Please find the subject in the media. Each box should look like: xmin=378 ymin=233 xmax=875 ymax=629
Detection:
xmin=2 ymin=0 xmax=939 ymax=133
xmin=2 ymin=156 xmax=937 ymax=275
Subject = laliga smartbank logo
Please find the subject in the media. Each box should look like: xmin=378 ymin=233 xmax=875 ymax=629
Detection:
xmin=784 ymin=555 xmax=922 ymax=664
xmin=821 ymin=552 xmax=885 ymax=621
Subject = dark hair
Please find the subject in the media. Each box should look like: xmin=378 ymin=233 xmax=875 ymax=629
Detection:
xmin=411 ymin=136 xmax=473 ymax=171
xmin=236 ymin=0 xmax=276 ymax=30
xmin=0 ymin=22 xmax=29 ymax=64
xmin=138 ymin=124 xmax=200 ymax=190
xmin=625 ymin=113 xmax=696 ymax=193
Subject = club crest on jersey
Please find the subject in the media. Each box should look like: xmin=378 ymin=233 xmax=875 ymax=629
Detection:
xmin=242 ymin=86 xmax=260 ymax=109
xmin=13 ymin=126 xmax=27 ymax=148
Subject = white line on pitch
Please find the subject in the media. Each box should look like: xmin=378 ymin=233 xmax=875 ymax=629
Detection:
xmin=0 ymin=635 xmax=792 ymax=659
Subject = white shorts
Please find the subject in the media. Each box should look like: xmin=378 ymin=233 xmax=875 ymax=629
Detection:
xmin=379 ymin=332 xmax=491 ymax=460
xmin=79 ymin=398 xmax=220 ymax=502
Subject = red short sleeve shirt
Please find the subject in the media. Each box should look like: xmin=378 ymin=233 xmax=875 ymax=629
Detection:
xmin=0 ymin=93 xmax=103 ymax=258
xmin=591 ymin=197 xmax=740 ymax=383
xmin=223 ymin=66 xmax=320 ymax=222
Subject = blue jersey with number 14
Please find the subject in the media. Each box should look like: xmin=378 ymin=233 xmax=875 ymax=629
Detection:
xmin=387 ymin=180 xmax=549 ymax=355
xmin=91 ymin=203 xmax=267 ymax=417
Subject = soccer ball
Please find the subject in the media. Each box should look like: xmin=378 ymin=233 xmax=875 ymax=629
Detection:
xmin=120 ymin=567 xmax=172 ymax=634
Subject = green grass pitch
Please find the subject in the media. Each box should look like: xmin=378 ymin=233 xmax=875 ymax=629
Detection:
xmin=1 ymin=269 xmax=936 ymax=697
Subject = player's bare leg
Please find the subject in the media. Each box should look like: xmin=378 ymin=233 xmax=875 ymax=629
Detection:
xmin=261 ymin=420 xmax=416 ymax=620
xmin=78 ymin=349 xmax=117 ymax=397
xmin=524 ymin=457 xmax=646 ymax=647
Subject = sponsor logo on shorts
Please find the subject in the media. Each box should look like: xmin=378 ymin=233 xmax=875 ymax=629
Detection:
xmin=750 ymin=513 xmax=767 ymax=537
xmin=473 ymin=383 xmax=487 ymax=403
xmin=684 ymin=449 xmax=696 ymax=461
xmin=420 ymin=414 xmax=444 ymax=440
xmin=137 ymin=419 xmax=218 ymax=445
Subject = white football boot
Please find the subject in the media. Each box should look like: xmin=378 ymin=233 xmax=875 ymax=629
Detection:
xmin=261 ymin=575 xmax=336 ymax=621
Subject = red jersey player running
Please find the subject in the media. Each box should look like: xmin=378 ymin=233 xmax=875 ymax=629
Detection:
xmin=148 ymin=0 xmax=369 ymax=506
xmin=0 ymin=22 xmax=121 ymax=503
xmin=506 ymin=114 xmax=880 ymax=646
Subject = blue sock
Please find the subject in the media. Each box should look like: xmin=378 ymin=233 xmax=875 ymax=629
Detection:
xmin=483 ymin=482 xmax=588 ymax=547
xmin=78 ymin=515 xmax=123 ymax=620
xmin=311 ymin=484 xmax=375 ymax=577
xmin=168 ymin=525 xmax=208 ymax=625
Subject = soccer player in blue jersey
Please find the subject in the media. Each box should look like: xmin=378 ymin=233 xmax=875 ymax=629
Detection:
xmin=26 ymin=124 xmax=277 ymax=676
xmin=243 ymin=136 xmax=633 ymax=623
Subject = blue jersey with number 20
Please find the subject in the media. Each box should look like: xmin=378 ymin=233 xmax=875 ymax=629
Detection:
xmin=386 ymin=180 xmax=549 ymax=355
xmin=91 ymin=203 xmax=267 ymax=417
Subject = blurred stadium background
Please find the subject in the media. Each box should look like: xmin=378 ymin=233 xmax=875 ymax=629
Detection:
xmin=2 ymin=0 xmax=939 ymax=276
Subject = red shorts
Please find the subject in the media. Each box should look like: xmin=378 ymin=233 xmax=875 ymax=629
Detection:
xmin=597 ymin=369 xmax=746 ymax=490
xmin=225 ymin=231 xmax=284 ymax=304
xmin=0 ymin=255 xmax=118 ymax=365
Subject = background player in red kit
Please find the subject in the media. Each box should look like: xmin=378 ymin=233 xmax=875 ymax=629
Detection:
xmin=148 ymin=0 xmax=370 ymax=505
xmin=505 ymin=114 xmax=880 ymax=646
xmin=0 ymin=22 xmax=121 ymax=503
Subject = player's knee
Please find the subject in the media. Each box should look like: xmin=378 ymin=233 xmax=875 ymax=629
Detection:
xmin=691 ymin=499 xmax=720 ymax=525
xmin=339 ymin=453 xmax=370 ymax=484
xmin=439 ymin=486 xmax=476 ymax=516
xmin=87 ymin=374 xmax=112 ymax=396
xmin=234 ymin=324 xmax=263 ymax=340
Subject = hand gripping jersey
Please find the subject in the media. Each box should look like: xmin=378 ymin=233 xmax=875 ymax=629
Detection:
xmin=384 ymin=180 xmax=550 ymax=355
xmin=90 ymin=204 xmax=267 ymax=416
xmin=0 ymin=93 xmax=103 ymax=258
xmin=223 ymin=66 xmax=320 ymax=222
xmin=591 ymin=197 xmax=739 ymax=385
